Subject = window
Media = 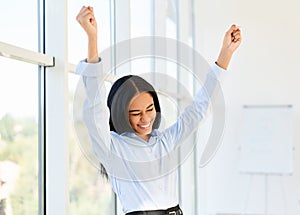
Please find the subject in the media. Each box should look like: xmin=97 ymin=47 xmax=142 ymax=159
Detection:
xmin=0 ymin=58 xmax=39 ymax=215
xmin=0 ymin=0 xmax=38 ymax=51
xmin=0 ymin=1 xmax=41 ymax=215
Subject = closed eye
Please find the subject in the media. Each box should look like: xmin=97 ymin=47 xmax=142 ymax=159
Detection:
xmin=147 ymin=108 xmax=154 ymax=112
xmin=129 ymin=104 xmax=154 ymax=116
xmin=130 ymin=113 xmax=140 ymax=116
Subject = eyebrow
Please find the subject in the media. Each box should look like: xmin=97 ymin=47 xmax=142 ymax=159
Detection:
xmin=129 ymin=103 xmax=154 ymax=113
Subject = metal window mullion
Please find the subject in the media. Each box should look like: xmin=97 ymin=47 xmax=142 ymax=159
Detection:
xmin=37 ymin=65 xmax=46 ymax=215
xmin=108 ymin=1 xmax=117 ymax=212
xmin=150 ymin=0 xmax=155 ymax=83
xmin=190 ymin=0 xmax=198 ymax=213
xmin=37 ymin=0 xmax=46 ymax=214
xmin=45 ymin=0 xmax=69 ymax=214
xmin=173 ymin=0 xmax=182 ymax=206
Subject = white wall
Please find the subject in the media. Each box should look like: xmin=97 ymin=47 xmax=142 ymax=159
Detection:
xmin=195 ymin=0 xmax=300 ymax=214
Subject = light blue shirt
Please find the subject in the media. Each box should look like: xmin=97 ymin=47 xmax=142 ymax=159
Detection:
xmin=76 ymin=59 xmax=226 ymax=213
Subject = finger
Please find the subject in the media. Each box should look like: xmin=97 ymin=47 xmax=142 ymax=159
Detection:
xmin=232 ymin=29 xmax=241 ymax=37
xmin=231 ymin=24 xmax=240 ymax=31
xmin=234 ymin=33 xmax=241 ymax=40
xmin=232 ymin=33 xmax=241 ymax=41
xmin=232 ymin=36 xmax=241 ymax=43
xmin=231 ymin=28 xmax=241 ymax=42
xmin=78 ymin=6 xmax=89 ymax=15
xmin=76 ymin=9 xmax=94 ymax=24
xmin=77 ymin=6 xmax=94 ymax=18
xmin=226 ymin=24 xmax=237 ymax=34
xmin=87 ymin=6 xmax=94 ymax=12
xmin=233 ymin=30 xmax=242 ymax=38
xmin=233 ymin=37 xmax=240 ymax=42
xmin=227 ymin=25 xmax=241 ymax=39
xmin=233 ymin=34 xmax=242 ymax=43
xmin=79 ymin=7 xmax=94 ymax=17
xmin=81 ymin=10 xmax=94 ymax=19
xmin=79 ymin=6 xmax=87 ymax=12
xmin=76 ymin=6 xmax=89 ymax=22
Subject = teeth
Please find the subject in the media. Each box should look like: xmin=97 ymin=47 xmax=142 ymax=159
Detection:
xmin=140 ymin=122 xmax=150 ymax=128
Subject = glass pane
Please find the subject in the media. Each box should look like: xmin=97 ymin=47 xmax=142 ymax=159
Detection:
xmin=166 ymin=0 xmax=177 ymax=39
xmin=130 ymin=0 xmax=152 ymax=37
xmin=68 ymin=73 xmax=114 ymax=215
xmin=165 ymin=0 xmax=178 ymax=80
xmin=0 ymin=58 xmax=38 ymax=215
xmin=130 ymin=0 xmax=152 ymax=79
xmin=0 ymin=0 xmax=38 ymax=51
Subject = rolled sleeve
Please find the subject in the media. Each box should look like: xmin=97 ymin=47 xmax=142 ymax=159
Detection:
xmin=75 ymin=58 xmax=104 ymax=77
xmin=209 ymin=62 xmax=227 ymax=82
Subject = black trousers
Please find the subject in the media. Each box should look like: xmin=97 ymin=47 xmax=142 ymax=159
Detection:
xmin=125 ymin=205 xmax=183 ymax=215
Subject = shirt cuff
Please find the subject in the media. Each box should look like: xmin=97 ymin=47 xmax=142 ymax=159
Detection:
xmin=75 ymin=58 xmax=104 ymax=77
xmin=209 ymin=62 xmax=227 ymax=82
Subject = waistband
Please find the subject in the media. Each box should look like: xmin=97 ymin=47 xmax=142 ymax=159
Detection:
xmin=125 ymin=204 xmax=183 ymax=215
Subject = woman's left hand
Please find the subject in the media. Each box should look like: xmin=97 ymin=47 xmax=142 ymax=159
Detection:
xmin=216 ymin=24 xmax=242 ymax=70
xmin=223 ymin=24 xmax=242 ymax=53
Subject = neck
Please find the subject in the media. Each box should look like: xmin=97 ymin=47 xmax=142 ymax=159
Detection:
xmin=137 ymin=134 xmax=150 ymax=142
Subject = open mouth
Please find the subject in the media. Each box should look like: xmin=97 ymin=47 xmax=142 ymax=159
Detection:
xmin=138 ymin=122 xmax=151 ymax=129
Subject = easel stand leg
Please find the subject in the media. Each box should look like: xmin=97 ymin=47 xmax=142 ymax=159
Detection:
xmin=265 ymin=174 xmax=268 ymax=215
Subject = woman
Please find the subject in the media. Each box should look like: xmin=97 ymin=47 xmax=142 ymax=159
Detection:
xmin=76 ymin=6 xmax=241 ymax=215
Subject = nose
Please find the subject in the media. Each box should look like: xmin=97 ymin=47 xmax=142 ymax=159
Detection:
xmin=140 ymin=112 xmax=150 ymax=123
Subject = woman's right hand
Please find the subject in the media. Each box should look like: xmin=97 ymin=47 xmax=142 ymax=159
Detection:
xmin=76 ymin=6 xmax=97 ymax=39
xmin=76 ymin=6 xmax=99 ymax=63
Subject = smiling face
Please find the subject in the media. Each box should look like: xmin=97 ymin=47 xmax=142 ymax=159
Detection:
xmin=128 ymin=92 xmax=156 ymax=141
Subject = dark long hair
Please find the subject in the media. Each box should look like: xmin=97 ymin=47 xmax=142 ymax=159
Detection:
xmin=100 ymin=75 xmax=161 ymax=179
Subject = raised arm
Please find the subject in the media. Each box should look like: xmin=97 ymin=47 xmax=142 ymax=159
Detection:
xmin=75 ymin=6 xmax=111 ymax=166
xmin=76 ymin=6 xmax=99 ymax=63
xmin=162 ymin=24 xmax=242 ymax=147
